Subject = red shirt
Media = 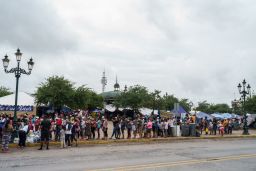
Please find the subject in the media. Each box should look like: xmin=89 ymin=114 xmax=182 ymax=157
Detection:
xmin=56 ymin=118 xmax=62 ymax=126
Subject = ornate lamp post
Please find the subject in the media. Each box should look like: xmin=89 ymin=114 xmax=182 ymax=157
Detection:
xmin=237 ymin=79 xmax=251 ymax=135
xmin=2 ymin=49 xmax=34 ymax=133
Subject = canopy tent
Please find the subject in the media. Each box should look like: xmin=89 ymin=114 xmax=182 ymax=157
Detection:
xmin=211 ymin=113 xmax=225 ymax=120
xmin=221 ymin=113 xmax=232 ymax=119
xmin=0 ymin=92 xmax=34 ymax=106
xmin=139 ymin=108 xmax=158 ymax=115
xmin=0 ymin=92 xmax=35 ymax=113
xmin=171 ymin=105 xmax=187 ymax=114
xmin=196 ymin=112 xmax=213 ymax=120
xmin=105 ymin=104 xmax=116 ymax=112
xmin=171 ymin=105 xmax=187 ymax=118
xmin=231 ymin=114 xmax=241 ymax=119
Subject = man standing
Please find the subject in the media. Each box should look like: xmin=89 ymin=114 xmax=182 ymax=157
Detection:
xmin=38 ymin=115 xmax=51 ymax=150
xmin=18 ymin=121 xmax=28 ymax=148
xmin=102 ymin=118 xmax=108 ymax=140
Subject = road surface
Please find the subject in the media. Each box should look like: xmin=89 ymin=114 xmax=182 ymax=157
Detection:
xmin=1 ymin=138 xmax=256 ymax=171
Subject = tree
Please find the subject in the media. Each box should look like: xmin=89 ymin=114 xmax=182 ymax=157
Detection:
xmin=86 ymin=91 xmax=104 ymax=110
xmin=71 ymin=85 xmax=91 ymax=109
xmin=34 ymin=76 xmax=75 ymax=111
xmin=178 ymin=98 xmax=192 ymax=112
xmin=244 ymin=96 xmax=256 ymax=113
xmin=148 ymin=90 xmax=162 ymax=112
xmin=114 ymin=85 xmax=150 ymax=111
xmin=0 ymin=86 xmax=12 ymax=97
xmin=196 ymin=101 xmax=231 ymax=113
xmin=163 ymin=94 xmax=179 ymax=111
xmin=196 ymin=101 xmax=211 ymax=113
xmin=209 ymin=103 xmax=231 ymax=113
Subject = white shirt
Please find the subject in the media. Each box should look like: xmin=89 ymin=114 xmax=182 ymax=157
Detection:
xmin=65 ymin=124 xmax=72 ymax=134
xmin=22 ymin=125 xmax=29 ymax=132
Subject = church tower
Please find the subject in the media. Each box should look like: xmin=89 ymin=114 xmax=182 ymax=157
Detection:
xmin=114 ymin=75 xmax=120 ymax=91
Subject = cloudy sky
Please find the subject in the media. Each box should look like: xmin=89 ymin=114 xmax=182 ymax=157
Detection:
xmin=0 ymin=0 xmax=255 ymax=106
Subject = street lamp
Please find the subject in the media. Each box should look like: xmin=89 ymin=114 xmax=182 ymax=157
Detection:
xmin=2 ymin=49 xmax=34 ymax=136
xmin=237 ymin=79 xmax=251 ymax=135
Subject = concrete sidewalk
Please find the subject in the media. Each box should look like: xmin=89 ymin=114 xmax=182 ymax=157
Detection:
xmin=9 ymin=129 xmax=256 ymax=148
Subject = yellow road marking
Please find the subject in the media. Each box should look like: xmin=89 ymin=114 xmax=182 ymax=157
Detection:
xmin=88 ymin=154 xmax=256 ymax=171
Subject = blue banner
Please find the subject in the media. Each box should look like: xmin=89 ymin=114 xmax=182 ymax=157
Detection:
xmin=0 ymin=105 xmax=33 ymax=112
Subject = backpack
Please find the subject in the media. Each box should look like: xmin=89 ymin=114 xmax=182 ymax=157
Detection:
xmin=0 ymin=120 xmax=6 ymax=129
xmin=67 ymin=123 xmax=72 ymax=131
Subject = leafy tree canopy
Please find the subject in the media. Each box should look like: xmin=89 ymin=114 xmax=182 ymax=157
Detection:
xmin=196 ymin=101 xmax=231 ymax=113
xmin=114 ymin=85 xmax=150 ymax=111
xmin=244 ymin=96 xmax=256 ymax=113
xmin=35 ymin=76 xmax=75 ymax=109
xmin=114 ymin=86 xmax=192 ymax=112
xmin=34 ymin=76 xmax=103 ymax=111
xmin=0 ymin=86 xmax=12 ymax=97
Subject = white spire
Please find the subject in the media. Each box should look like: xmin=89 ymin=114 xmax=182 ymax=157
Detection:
xmin=101 ymin=69 xmax=107 ymax=93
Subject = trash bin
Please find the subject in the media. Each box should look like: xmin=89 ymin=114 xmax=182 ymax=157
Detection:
xmin=181 ymin=125 xmax=190 ymax=136
xmin=189 ymin=124 xmax=196 ymax=137
xmin=171 ymin=126 xmax=181 ymax=137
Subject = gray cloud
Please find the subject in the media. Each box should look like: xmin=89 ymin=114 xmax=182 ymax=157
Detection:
xmin=0 ymin=0 xmax=256 ymax=106
xmin=0 ymin=0 xmax=78 ymax=54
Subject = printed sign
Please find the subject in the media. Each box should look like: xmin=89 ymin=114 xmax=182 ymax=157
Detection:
xmin=0 ymin=105 xmax=33 ymax=111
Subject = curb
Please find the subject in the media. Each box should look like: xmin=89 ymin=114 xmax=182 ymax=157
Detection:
xmin=9 ymin=134 xmax=256 ymax=148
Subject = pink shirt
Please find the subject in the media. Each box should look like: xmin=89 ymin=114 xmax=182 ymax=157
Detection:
xmin=147 ymin=121 xmax=153 ymax=129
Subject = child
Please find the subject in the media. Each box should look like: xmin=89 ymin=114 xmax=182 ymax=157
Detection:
xmin=219 ymin=122 xmax=224 ymax=137
xmin=60 ymin=126 xmax=66 ymax=148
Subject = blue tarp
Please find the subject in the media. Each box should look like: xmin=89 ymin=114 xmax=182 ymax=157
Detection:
xmin=171 ymin=105 xmax=187 ymax=114
xmin=231 ymin=114 xmax=241 ymax=119
xmin=211 ymin=113 xmax=225 ymax=120
xmin=221 ymin=113 xmax=232 ymax=119
xmin=60 ymin=106 xmax=72 ymax=113
xmin=196 ymin=112 xmax=213 ymax=120
xmin=92 ymin=109 xmax=101 ymax=113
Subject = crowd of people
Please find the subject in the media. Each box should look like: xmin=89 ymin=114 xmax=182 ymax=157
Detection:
xmin=0 ymin=111 xmax=242 ymax=152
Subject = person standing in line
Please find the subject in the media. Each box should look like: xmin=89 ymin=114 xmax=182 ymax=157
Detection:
xmin=228 ymin=119 xmax=233 ymax=134
xmin=126 ymin=119 xmax=132 ymax=139
xmin=102 ymin=118 xmax=108 ymax=140
xmin=132 ymin=119 xmax=137 ymax=139
xmin=96 ymin=118 xmax=102 ymax=139
xmin=137 ymin=117 xmax=143 ymax=138
xmin=164 ymin=119 xmax=168 ymax=138
xmin=80 ymin=118 xmax=86 ymax=139
xmin=120 ymin=119 xmax=126 ymax=139
xmin=147 ymin=119 xmax=153 ymax=138
xmin=71 ymin=121 xmax=78 ymax=146
xmin=110 ymin=117 xmax=118 ymax=139
xmin=212 ymin=118 xmax=217 ymax=135
xmin=91 ymin=118 xmax=96 ymax=139
xmin=65 ymin=120 xmax=72 ymax=147
xmin=208 ymin=120 xmax=213 ymax=135
xmin=18 ymin=121 xmax=28 ymax=148
xmin=60 ymin=126 xmax=66 ymax=148
xmin=38 ymin=115 xmax=51 ymax=150
xmin=199 ymin=118 xmax=204 ymax=135
xmin=219 ymin=121 xmax=224 ymax=136
xmin=55 ymin=117 xmax=62 ymax=141
xmin=85 ymin=119 xmax=91 ymax=140
xmin=2 ymin=119 xmax=13 ymax=153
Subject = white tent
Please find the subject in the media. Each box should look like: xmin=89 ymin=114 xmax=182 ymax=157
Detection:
xmin=139 ymin=108 xmax=158 ymax=115
xmin=0 ymin=92 xmax=35 ymax=106
xmin=105 ymin=104 xmax=116 ymax=112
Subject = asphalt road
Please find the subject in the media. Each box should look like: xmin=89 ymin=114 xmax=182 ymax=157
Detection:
xmin=1 ymin=138 xmax=256 ymax=171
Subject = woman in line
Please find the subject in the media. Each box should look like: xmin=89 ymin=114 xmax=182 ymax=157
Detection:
xmin=2 ymin=119 xmax=13 ymax=153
